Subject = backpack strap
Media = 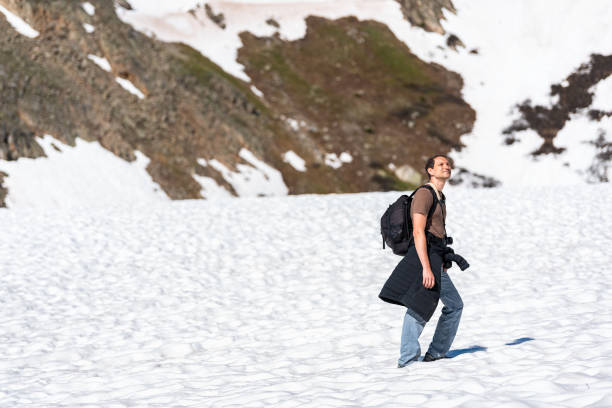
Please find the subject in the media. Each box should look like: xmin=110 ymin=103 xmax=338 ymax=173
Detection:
xmin=419 ymin=185 xmax=439 ymax=229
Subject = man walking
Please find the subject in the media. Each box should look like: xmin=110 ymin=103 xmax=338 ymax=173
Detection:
xmin=379 ymin=155 xmax=464 ymax=367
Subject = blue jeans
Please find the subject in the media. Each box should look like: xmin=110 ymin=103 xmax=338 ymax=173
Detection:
xmin=398 ymin=270 xmax=463 ymax=367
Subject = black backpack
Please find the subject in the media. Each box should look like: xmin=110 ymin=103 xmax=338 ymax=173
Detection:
xmin=380 ymin=185 xmax=438 ymax=256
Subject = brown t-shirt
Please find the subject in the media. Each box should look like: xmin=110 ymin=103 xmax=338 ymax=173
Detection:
xmin=410 ymin=187 xmax=446 ymax=238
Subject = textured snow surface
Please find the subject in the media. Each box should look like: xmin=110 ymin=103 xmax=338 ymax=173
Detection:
xmin=117 ymin=0 xmax=612 ymax=186
xmin=0 ymin=135 xmax=168 ymax=208
xmin=0 ymin=4 xmax=39 ymax=38
xmin=1 ymin=184 xmax=611 ymax=406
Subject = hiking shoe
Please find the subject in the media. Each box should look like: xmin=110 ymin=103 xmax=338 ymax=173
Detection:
xmin=397 ymin=356 xmax=420 ymax=368
xmin=422 ymin=352 xmax=445 ymax=362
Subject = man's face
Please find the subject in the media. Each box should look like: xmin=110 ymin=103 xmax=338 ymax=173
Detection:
xmin=429 ymin=156 xmax=452 ymax=180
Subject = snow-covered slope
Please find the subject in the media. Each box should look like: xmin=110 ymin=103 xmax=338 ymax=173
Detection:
xmin=2 ymin=0 xmax=610 ymax=208
xmin=118 ymin=0 xmax=612 ymax=186
xmin=1 ymin=184 xmax=611 ymax=406
xmin=0 ymin=135 xmax=168 ymax=208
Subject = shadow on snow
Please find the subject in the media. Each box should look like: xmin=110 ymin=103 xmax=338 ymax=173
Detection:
xmin=505 ymin=337 xmax=535 ymax=346
xmin=447 ymin=345 xmax=487 ymax=358
xmin=446 ymin=337 xmax=534 ymax=358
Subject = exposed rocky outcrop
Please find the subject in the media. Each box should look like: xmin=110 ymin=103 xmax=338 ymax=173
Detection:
xmin=0 ymin=1 xmax=475 ymax=200
xmin=115 ymin=0 xmax=132 ymax=11
xmin=585 ymin=130 xmax=612 ymax=183
xmin=395 ymin=0 xmax=456 ymax=34
xmin=504 ymin=54 xmax=612 ymax=155
xmin=205 ymin=3 xmax=226 ymax=29
xmin=0 ymin=170 xmax=7 ymax=207
xmin=266 ymin=18 xmax=280 ymax=29
xmin=0 ymin=0 xmax=291 ymax=199
xmin=238 ymin=16 xmax=475 ymax=192
xmin=448 ymin=167 xmax=500 ymax=188
xmin=446 ymin=34 xmax=464 ymax=51
xmin=0 ymin=124 xmax=45 ymax=161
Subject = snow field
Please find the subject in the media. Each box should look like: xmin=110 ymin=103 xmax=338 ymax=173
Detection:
xmin=1 ymin=184 xmax=611 ymax=406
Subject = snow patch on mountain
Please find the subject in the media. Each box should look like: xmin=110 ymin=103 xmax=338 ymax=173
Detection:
xmin=194 ymin=160 xmax=234 ymax=199
xmin=87 ymin=55 xmax=145 ymax=98
xmin=115 ymin=77 xmax=145 ymax=99
xmin=325 ymin=152 xmax=353 ymax=169
xmin=403 ymin=1 xmax=612 ymax=186
xmin=0 ymin=4 xmax=39 ymax=38
xmin=198 ymin=149 xmax=288 ymax=197
xmin=0 ymin=135 xmax=168 ymax=209
xmin=591 ymin=76 xmax=612 ymax=111
xmin=249 ymin=85 xmax=264 ymax=98
xmin=116 ymin=0 xmax=420 ymax=82
xmin=81 ymin=2 xmax=96 ymax=16
xmin=88 ymin=54 xmax=111 ymax=72
xmin=555 ymin=115 xmax=612 ymax=181
xmin=282 ymin=150 xmax=306 ymax=172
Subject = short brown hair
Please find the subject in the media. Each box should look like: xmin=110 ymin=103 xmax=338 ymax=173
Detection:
xmin=425 ymin=154 xmax=452 ymax=179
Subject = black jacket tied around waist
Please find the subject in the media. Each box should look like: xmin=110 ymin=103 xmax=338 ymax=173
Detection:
xmin=379 ymin=234 xmax=468 ymax=322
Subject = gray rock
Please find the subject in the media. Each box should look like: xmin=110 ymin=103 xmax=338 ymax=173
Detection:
xmin=0 ymin=171 xmax=7 ymax=208
xmin=395 ymin=0 xmax=456 ymax=34
xmin=205 ymin=4 xmax=226 ymax=29
xmin=394 ymin=165 xmax=423 ymax=186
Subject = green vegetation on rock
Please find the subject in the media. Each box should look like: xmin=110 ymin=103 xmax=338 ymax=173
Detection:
xmin=238 ymin=16 xmax=475 ymax=192
xmin=1 ymin=1 xmax=473 ymax=199
xmin=173 ymin=43 xmax=268 ymax=115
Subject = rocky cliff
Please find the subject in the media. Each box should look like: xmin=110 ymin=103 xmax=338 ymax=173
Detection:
xmin=238 ymin=16 xmax=474 ymax=193
xmin=395 ymin=0 xmax=456 ymax=34
xmin=504 ymin=54 xmax=612 ymax=182
xmin=1 ymin=0 xmax=289 ymax=202
xmin=0 ymin=0 xmax=473 ymax=206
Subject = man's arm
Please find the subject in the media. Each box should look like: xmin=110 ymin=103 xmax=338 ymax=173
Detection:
xmin=413 ymin=213 xmax=435 ymax=289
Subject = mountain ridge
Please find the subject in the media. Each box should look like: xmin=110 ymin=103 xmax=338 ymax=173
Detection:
xmin=0 ymin=0 xmax=474 ymax=207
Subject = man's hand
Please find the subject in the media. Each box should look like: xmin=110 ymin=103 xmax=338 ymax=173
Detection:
xmin=422 ymin=268 xmax=435 ymax=289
